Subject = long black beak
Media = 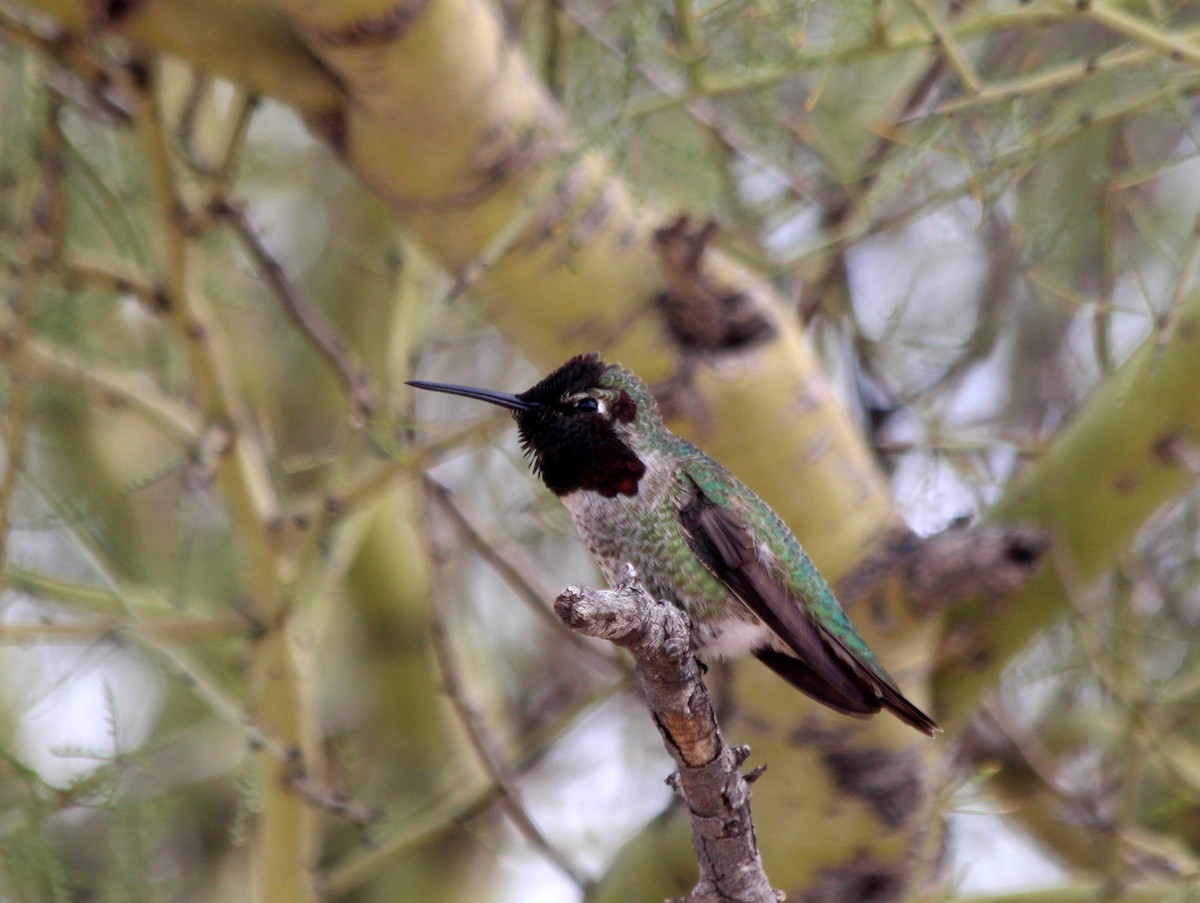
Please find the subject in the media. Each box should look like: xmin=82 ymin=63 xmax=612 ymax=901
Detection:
xmin=407 ymin=379 xmax=538 ymax=412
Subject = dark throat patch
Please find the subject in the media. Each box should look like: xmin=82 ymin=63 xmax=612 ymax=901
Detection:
xmin=517 ymin=408 xmax=645 ymax=497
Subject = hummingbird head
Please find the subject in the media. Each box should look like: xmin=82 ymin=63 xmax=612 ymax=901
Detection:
xmin=408 ymin=353 xmax=658 ymax=498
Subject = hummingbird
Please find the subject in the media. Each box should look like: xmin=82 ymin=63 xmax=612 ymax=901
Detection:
xmin=409 ymin=353 xmax=938 ymax=735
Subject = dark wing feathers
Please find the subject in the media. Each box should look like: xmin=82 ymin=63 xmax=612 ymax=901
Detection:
xmin=680 ymin=480 xmax=939 ymax=736
xmin=680 ymin=491 xmax=878 ymax=714
xmin=752 ymin=649 xmax=874 ymax=718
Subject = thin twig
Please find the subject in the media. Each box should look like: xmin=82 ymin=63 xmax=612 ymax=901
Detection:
xmin=670 ymin=0 xmax=707 ymax=95
xmin=6 ymin=568 xmax=130 ymax=615
xmin=1082 ymin=0 xmax=1200 ymax=68
xmin=1155 ymin=212 xmax=1200 ymax=358
xmin=782 ymin=69 xmax=1200 ymax=273
xmin=282 ymin=412 xmax=514 ymax=612
xmin=175 ymin=73 xmax=215 ymax=174
xmin=904 ymin=0 xmax=979 ymax=95
xmin=24 ymin=337 xmax=200 ymax=445
xmin=323 ymin=677 xmax=628 ymax=897
xmin=128 ymin=56 xmax=318 ymax=903
xmin=0 ymin=11 xmax=132 ymax=122
xmin=913 ymin=31 xmax=1200 ymax=121
xmin=211 ymin=92 xmax=258 ymax=190
xmin=424 ymin=475 xmax=618 ymax=669
xmin=0 ymin=614 xmax=248 ymax=643
xmin=610 ymin=6 xmax=1063 ymax=118
xmin=13 ymin=472 xmax=292 ymax=759
xmin=0 ymin=85 xmax=65 ymax=583
xmin=211 ymin=196 xmax=373 ymax=424
xmin=332 ymin=413 xmax=513 ymax=515
xmin=564 ymin=3 xmax=827 ymax=207
xmin=324 ymin=779 xmax=498 ymax=898
xmin=428 ymin=594 xmax=594 ymax=893
xmin=128 ymin=57 xmax=284 ymax=548
xmin=799 ymin=48 xmax=949 ymax=322
xmin=65 ymin=253 xmax=162 ymax=310
xmin=286 ymin=770 xmax=380 ymax=827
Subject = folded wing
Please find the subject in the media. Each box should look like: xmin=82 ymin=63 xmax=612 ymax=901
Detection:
xmin=680 ymin=479 xmax=938 ymax=736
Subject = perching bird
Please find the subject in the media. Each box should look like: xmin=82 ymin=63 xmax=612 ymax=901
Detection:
xmin=409 ymin=353 xmax=938 ymax=735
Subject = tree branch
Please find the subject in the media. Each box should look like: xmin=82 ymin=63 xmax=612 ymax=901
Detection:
xmin=555 ymin=565 xmax=782 ymax=903
xmin=840 ymin=523 xmax=1047 ymax=616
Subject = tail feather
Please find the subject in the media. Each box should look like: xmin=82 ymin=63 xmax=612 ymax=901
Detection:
xmin=754 ymin=648 xmax=876 ymax=718
xmin=755 ymin=648 xmax=940 ymax=736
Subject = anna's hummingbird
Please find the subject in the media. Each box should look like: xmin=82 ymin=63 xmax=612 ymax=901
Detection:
xmin=410 ymin=353 xmax=938 ymax=735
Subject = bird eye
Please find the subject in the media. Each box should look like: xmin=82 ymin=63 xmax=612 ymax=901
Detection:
xmin=576 ymin=397 xmax=599 ymax=414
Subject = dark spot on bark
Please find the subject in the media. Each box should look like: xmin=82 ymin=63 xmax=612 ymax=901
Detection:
xmin=571 ymin=184 xmax=612 ymax=247
xmin=968 ymin=646 xmax=990 ymax=669
xmin=1154 ymin=434 xmax=1180 ymax=464
xmin=524 ymin=167 xmax=584 ymax=248
xmin=477 ymin=125 xmax=534 ymax=183
xmin=152 ymin=287 xmax=171 ymax=313
xmin=821 ymin=746 xmax=924 ymax=830
xmin=296 ymin=0 xmax=431 ymax=47
xmin=125 ymin=57 xmax=150 ymax=91
xmin=109 ymin=0 xmax=135 ymax=20
xmin=1006 ymin=533 xmax=1044 ymax=567
xmin=206 ymin=196 xmax=233 ymax=219
xmin=98 ymin=0 xmax=140 ymax=26
xmin=800 ymin=852 xmax=907 ymax=903
xmin=308 ymin=109 xmax=348 ymax=156
xmin=184 ymin=320 xmax=207 ymax=341
xmin=653 ymin=215 xmax=775 ymax=351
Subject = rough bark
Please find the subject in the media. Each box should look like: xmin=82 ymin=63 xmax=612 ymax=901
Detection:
xmin=556 ymin=565 xmax=782 ymax=903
